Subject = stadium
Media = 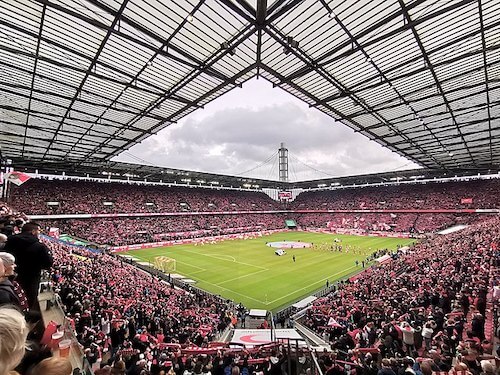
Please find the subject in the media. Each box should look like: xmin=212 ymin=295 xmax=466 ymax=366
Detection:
xmin=0 ymin=1 xmax=499 ymax=375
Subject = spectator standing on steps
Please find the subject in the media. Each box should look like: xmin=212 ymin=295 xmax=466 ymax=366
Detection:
xmin=4 ymin=222 xmax=53 ymax=311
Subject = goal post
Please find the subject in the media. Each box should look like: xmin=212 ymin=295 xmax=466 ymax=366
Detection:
xmin=153 ymin=256 xmax=176 ymax=273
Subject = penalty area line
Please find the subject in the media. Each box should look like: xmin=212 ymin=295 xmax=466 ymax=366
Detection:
xmin=216 ymin=268 xmax=270 ymax=286
xmin=199 ymin=279 xmax=267 ymax=304
xmin=266 ymin=265 xmax=358 ymax=305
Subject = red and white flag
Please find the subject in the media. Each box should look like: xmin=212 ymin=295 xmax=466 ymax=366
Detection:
xmin=327 ymin=317 xmax=342 ymax=328
xmin=5 ymin=171 xmax=31 ymax=186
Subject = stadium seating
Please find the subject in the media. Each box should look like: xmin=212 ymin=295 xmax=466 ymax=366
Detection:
xmin=9 ymin=179 xmax=281 ymax=214
xmin=9 ymin=178 xmax=500 ymax=245
xmin=1 ymin=197 xmax=498 ymax=375
xmin=303 ymin=216 xmax=499 ymax=359
xmin=291 ymin=179 xmax=500 ymax=210
xmin=40 ymin=214 xmax=286 ymax=246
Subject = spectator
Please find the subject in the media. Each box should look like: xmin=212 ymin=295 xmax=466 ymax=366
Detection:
xmin=29 ymin=357 xmax=72 ymax=375
xmin=0 ymin=234 xmax=7 ymax=250
xmin=0 ymin=306 xmax=29 ymax=375
xmin=4 ymin=222 xmax=53 ymax=310
xmin=378 ymin=359 xmax=397 ymax=375
xmin=110 ymin=360 xmax=126 ymax=375
xmin=0 ymin=252 xmax=20 ymax=307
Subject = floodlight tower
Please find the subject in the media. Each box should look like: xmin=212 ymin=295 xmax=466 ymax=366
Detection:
xmin=278 ymin=142 xmax=288 ymax=183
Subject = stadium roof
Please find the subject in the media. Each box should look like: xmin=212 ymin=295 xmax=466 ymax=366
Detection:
xmin=1 ymin=0 xmax=500 ymax=174
xmin=10 ymin=158 xmax=497 ymax=190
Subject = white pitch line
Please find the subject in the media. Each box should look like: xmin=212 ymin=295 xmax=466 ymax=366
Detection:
xmin=209 ymin=254 xmax=237 ymax=262
xmin=189 ymin=269 xmax=207 ymax=275
xmin=181 ymin=248 xmax=267 ymax=270
xmin=174 ymin=259 xmax=205 ymax=272
xmin=265 ymin=265 xmax=358 ymax=305
xmin=199 ymin=279 xmax=266 ymax=304
xmin=216 ymin=268 xmax=270 ymax=286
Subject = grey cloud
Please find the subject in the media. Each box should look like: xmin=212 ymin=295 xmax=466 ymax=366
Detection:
xmin=116 ymin=102 xmax=419 ymax=180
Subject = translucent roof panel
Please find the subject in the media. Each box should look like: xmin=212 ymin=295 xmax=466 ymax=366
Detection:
xmin=1 ymin=0 xmax=499 ymax=172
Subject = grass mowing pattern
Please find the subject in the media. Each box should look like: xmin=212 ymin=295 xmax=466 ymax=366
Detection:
xmin=123 ymin=231 xmax=413 ymax=311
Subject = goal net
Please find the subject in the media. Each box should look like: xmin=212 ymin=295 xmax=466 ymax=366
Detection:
xmin=153 ymin=256 xmax=176 ymax=273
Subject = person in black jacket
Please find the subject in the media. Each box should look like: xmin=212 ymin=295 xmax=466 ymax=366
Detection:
xmin=4 ymin=222 xmax=53 ymax=310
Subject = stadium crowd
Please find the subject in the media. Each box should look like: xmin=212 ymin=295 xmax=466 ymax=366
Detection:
xmin=0 ymin=187 xmax=499 ymax=375
xmin=293 ymin=213 xmax=478 ymax=234
xmin=36 ymin=212 xmax=479 ymax=246
xmin=9 ymin=179 xmax=281 ymax=215
xmin=303 ymin=216 xmax=500 ymax=373
xmin=291 ymin=180 xmax=500 ymax=210
xmin=7 ymin=177 xmax=500 ymax=247
xmin=40 ymin=214 xmax=286 ymax=246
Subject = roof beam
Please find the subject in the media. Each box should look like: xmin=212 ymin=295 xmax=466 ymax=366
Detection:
xmin=22 ymin=4 xmax=46 ymax=158
xmin=42 ymin=0 xmax=131 ymax=160
xmin=87 ymin=25 xmax=257 ymax=162
xmin=256 ymin=0 xmax=267 ymax=25
xmin=477 ymin=0 xmax=493 ymax=165
xmin=266 ymin=0 xmax=303 ymax=24
xmin=218 ymin=0 xmax=255 ymax=22
xmin=398 ymin=0 xmax=477 ymax=168
xmin=284 ymin=0 xmax=475 ymax=83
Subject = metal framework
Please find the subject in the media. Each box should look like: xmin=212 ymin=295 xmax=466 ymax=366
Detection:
xmin=1 ymin=0 xmax=500 ymax=174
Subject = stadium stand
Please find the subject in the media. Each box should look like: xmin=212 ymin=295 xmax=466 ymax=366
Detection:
xmin=1 ymin=195 xmax=498 ymax=375
xmin=39 ymin=214 xmax=287 ymax=246
xmin=292 ymin=213 xmax=480 ymax=234
xmin=5 ymin=178 xmax=499 ymax=246
xmin=290 ymin=180 xmax=500 ymax=210
xmin=2 ymin=0 xmax=500 ymax=372
xmin=9 ymin=179 xmax=281 ymax=215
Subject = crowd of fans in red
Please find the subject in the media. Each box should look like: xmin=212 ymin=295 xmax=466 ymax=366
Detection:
xmin=290 ymin=180 xmax=500 ymax=211
xmin=40 ymin=214 xmax=287 ymax=246
xmin=1 ymin=189 xmax=499 ymax=375
xmin=8 ymin=177 xmax=500 ymax=247
xmin=302 ymin=216 xmax=499 ymax=374
xmin=10 ymin=179 xmax=281 ymax=215
xmin=293 ymin=213 xmax=478 ymax=234
xmin=9 ymin=178 xmax=500 ymax=217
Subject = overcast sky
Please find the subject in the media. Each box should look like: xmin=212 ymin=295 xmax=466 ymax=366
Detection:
xmin=114 ymin=78 xmax=419 ymax=181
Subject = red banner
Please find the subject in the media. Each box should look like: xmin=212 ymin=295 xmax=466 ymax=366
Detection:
xmin=461 ymin=198 xmax=473 ymax=204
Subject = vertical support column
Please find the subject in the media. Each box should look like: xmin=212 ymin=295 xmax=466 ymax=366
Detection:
xmin=279 ymin=142 xmax=288 ymax=183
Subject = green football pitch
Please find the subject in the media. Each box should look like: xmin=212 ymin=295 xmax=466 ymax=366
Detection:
xmin=123 ymin=231 xmax=413 ymax=311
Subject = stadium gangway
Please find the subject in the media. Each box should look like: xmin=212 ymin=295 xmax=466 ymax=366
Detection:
xmin=275 ymin=336 xmax=324 ymax=375
xmin=40 ymin=271 xmax=94 ymax=374
xmin=274 ymin=281 xmax=340 ymax=322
